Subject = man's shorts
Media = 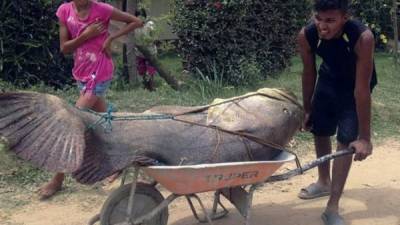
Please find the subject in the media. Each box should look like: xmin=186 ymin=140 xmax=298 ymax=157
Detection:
xmin=77 ymin=80 xmax=111 ymax=96
xmin=310 ymin=83 xmax=358 ymax=145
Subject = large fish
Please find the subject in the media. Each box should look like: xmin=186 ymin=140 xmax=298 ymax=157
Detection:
xmin=0 ymin=88 xmax=303 ymax=184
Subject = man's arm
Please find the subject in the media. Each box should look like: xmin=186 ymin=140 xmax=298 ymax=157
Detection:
xmin=298 ymin=28 xmax=317 ymax=130
xmin=351 ymin=29 xmax=375 ymax=161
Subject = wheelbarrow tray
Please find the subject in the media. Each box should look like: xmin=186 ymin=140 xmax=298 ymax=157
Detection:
xmin=143 ymin=151 xmax=295 ymax=195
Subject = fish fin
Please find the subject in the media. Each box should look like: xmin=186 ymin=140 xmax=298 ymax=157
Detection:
xmin=0 ymin=91 xmax=86 ymax=173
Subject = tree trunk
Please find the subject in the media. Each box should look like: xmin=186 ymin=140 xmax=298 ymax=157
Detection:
xmin=121 ymin=0 xmax=129 ymax=81
xmin=125 ymin=0 xmax=139 ymax=84
xmin=136 ymin=44 xmax=181 ymax=91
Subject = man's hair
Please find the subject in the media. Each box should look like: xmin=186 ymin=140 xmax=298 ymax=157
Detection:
xmin=313 ymin=0 xmax=350 ymax=12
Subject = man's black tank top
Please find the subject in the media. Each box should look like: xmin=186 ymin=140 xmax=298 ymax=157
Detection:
xmin=304 ymin=20 xmax=377 ymax=93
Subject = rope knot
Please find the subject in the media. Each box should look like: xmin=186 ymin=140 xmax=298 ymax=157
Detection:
xmin=86 ymin=104 xmax=117 ymax=133
xmin=101 ymin=104 xmax=116 ymax=133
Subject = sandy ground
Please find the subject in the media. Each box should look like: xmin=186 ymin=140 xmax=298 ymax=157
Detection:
xmin=1 ymin=139 xmax=399 ymax=225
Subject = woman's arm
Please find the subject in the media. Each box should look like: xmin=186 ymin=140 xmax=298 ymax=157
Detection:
xmin=102 ymin=8 xmax=144 ymax=53
xmin=59 ymin=21 xmax=106 ymax=55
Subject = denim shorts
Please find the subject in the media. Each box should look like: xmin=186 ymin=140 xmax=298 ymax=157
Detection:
xmin=310 ymin=82 xmax=358 ymax=145
xmin=77 ymin=80 xmax=111 ymax=96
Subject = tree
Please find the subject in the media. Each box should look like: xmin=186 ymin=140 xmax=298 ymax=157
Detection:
xmin=123 ymin=0 xmax=139 ymax=84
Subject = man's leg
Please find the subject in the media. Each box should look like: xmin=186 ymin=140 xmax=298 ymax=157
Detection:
xmin=325 ymin=103 xmax=358 ymax=213
xmin=326 ymin=141 xmax=353 ymax=212
xmin=315 ymin=135 xmax=332 ymax=186
xmin=298 ymin=135 xmax=332 ymax=199
xmin=321 ymin=141 xmax=353 ymax=225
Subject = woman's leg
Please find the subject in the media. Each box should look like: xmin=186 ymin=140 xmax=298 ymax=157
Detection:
xmin=38 ymin=173 xmax=65 ymax=200
xmin=92 ymin=96 xmax=107 ymax=112
xmin=76 ymin=92 xmax=100 ymax=109
xmin=38 ymin=93 xmax=101 ymax=200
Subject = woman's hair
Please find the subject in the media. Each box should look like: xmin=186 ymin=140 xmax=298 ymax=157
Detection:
xmin=313 ymin=0 xmax=349 ymax=12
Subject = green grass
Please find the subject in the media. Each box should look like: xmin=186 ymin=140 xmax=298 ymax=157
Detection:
xmin=0 ymin=52 xmax=398 ymax=190
xmin=369 ymin=53 xmax=400 ymax=139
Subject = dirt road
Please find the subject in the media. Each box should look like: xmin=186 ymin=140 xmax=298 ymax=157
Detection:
xmin=2 ymin=139 xmax=399 ymax=225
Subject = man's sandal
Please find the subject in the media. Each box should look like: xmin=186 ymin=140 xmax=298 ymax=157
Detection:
xmin=298 ymin=183 xmax=330 ymax=199
xmin=321 ymin=211 xmax=345 ymax=225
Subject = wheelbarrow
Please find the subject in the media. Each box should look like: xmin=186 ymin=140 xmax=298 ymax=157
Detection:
xmin=88 ymin=148 xmax=354 ymax=225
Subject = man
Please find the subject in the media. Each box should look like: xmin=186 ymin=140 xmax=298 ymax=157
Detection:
xmin=297 ymin=0 xmax=377 ymax=225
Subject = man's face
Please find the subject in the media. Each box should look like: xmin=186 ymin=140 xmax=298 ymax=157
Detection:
xmin=314 ymin=10 xmax=348 ymax=40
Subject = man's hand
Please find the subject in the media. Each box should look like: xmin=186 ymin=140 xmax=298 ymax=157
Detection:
xmin=349 ymin=139 xmax=373 ymax=161
xmin=301 ymin=112 xmax=312 ymax=131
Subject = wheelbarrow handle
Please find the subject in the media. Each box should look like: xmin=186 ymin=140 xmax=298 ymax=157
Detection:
xmin=266 ymin=148 xmax=355 ymax=182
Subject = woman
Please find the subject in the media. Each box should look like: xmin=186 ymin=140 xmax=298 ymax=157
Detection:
xmin=38 ymin=0 xmax=143 ymax=200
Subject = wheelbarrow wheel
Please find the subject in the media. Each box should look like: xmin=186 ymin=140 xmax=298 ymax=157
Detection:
xmin=100 ymin=182 xmax=168 ymax=225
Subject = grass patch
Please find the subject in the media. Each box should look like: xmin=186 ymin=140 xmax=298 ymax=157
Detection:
xmin=370 ymin=53 xmax=400 ymax=139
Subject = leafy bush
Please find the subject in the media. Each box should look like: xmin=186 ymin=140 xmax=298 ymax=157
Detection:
xmin=0 ymin=0 xmax=73 ymax=88
xmin=351 ymin=0 xmax=394 ymax=50
xmin=170 ymin=0 xmax=310 ymax=85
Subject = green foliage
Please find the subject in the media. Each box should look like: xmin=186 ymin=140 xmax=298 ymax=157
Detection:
xmin=0 ymin=0 xmax=73 ymax=88
xmin=351 ymin=0 xmax=393 ymax=50
xmin=170 ymin=0 xmax=311 ymax=85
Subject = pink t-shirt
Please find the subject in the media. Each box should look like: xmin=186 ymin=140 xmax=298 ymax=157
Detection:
xmin=56 ymin=1 xmax=114 ymax=93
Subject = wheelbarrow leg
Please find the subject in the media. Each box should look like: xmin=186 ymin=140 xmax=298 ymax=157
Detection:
xmin=244 ymin=184 xmax=259 ymax=225
xmin=211 ymin=190 xmax=229 ymax=219
xmin=219 ymin=183 xmax=263 ymax=225
xmin=186 ymin=194 xmax=214 ymax=225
